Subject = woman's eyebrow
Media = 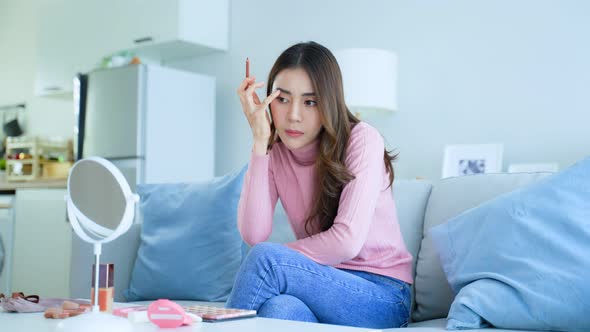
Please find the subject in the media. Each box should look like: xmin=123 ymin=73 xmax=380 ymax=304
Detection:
xmin=276 ymin=87 xmax=315 ymax=96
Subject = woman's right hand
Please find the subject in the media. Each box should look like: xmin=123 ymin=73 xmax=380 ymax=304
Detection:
xmin=237 ymin=77 xmax=281 ymax=149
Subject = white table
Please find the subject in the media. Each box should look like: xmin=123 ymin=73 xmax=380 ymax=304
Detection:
xmin=0 ymin=311 xmax=386 ymax=332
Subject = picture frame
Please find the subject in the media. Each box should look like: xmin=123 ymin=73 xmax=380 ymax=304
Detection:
xmin=441 ymin=144 xmax=504 ymax=179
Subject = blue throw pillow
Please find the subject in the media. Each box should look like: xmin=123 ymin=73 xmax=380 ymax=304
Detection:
xmin=124 ymin=165 xmax=247 ymax=302
xmin=430 ymin=157 xmax=590 ymax=331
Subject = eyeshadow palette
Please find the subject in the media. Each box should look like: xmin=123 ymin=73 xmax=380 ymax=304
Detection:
xmin=183 ymin=305 xmax=257 ymax=322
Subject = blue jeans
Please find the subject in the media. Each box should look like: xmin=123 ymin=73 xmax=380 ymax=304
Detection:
xmin=226 ymin=243 xmax=411 ymax=329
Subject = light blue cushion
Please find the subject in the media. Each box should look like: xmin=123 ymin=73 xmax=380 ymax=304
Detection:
xmin=430 ymin=157 xmax=590 ymax=331
xmin=124 ymin=165 xmax=247 ymax=302
xmin=413 ymin=172 xmax=549 ymax=322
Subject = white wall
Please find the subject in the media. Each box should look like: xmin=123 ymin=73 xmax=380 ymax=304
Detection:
xmin=0 ymin=1 xmax=35 ymax=107
xmin=2 ymin=0 xmax=589 ymax=181
xmin=170 ymin=0 xmax=590 ymax=180
xmin=0 ymin=0 xmax=75 ymax=139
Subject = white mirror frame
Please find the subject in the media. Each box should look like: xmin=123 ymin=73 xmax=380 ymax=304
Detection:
xmin=66 ymin=156 xmax=139 ymax=246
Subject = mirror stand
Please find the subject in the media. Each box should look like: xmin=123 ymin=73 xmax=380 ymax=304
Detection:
xmin=56 ymin=232 xmax=134 ymax=332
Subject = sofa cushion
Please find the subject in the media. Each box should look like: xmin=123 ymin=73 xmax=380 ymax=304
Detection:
xmin=391 ymin=179 xmax=432 ymax=319
xmin=411 ymin=172 xmax=551 ymax=322
xmin=430 ymin=157 xmax=590 ymax=331
xmin=392 ymin=179 xmax=432 ymax=280
xmin=124 ymin=165 xmax=247 ymax=302
xmin=267 ymin=201 xmax=296 ymax=244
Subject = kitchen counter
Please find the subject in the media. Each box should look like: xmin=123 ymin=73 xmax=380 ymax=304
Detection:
xmin=0 ymin=172 xmax=66 ymax=191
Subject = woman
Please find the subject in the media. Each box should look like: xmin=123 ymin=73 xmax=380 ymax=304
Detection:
xmin=227 ymin=41 xmax=413 ymax=329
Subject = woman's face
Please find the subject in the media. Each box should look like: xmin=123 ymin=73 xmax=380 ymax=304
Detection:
xmin=270 ymin=68 xmax=322 ymax=150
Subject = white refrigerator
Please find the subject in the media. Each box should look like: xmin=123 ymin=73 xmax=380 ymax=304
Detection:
xmin=75 ymin=64 xmax=215 ymax=190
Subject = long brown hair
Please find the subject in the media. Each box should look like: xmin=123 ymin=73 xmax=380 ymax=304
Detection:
xmin=266 ymin=41 xmax=398 ymax=235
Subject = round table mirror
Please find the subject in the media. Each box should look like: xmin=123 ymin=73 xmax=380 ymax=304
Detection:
xmin=67 ymin=158 xmax=133 ymax=243
xmin=58 ymin=157 xmax=138 ymax=332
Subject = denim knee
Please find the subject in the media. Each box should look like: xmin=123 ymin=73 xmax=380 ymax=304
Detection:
xmin=258 ymin=294 xmax=318 ymax=323
xmin=245 ymin=242 xmax=285 ymax=265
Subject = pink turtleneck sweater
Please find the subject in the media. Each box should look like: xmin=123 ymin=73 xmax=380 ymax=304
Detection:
xmin=238 ymin=122 xmax=413 ymax=284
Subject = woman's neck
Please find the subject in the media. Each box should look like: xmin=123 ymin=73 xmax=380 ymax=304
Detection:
xmin=288 ymin=139 xmax=319 ymax=166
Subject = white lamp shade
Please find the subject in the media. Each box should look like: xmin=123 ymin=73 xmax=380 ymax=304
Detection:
xmin=334 ymin=48 xmax=398 ymax=113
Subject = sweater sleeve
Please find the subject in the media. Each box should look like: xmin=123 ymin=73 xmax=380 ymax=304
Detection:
xmin=237 ymin=152 xmax=279 ymax=246
xmin=285 ymin=125 xmax=385 ymax=265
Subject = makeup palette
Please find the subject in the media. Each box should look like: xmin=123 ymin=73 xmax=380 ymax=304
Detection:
xmin=183 ymin=305 xmax=257 ymax=322
xmin=114 ymin=302 xmax=257 ymax=323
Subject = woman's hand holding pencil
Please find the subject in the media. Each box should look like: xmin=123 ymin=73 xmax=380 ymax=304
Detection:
xmin=237 ymin=58 xmax=280 ymax=155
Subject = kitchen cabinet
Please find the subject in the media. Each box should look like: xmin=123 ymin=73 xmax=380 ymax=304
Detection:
xmin=11 ymin=189 xmax=71 ymax=298
xmin=108 ymin=0 xmax=229 ymax=61
xmin=34 ymin=0 xmax=229 ymax=97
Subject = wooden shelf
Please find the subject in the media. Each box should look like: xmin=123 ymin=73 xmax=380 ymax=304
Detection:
xmin=5 ymin=137 xmax=73 ymax=182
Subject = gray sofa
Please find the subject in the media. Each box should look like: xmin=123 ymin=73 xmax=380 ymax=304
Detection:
xmin=70 ymin=171 xmax=551 ymax=331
